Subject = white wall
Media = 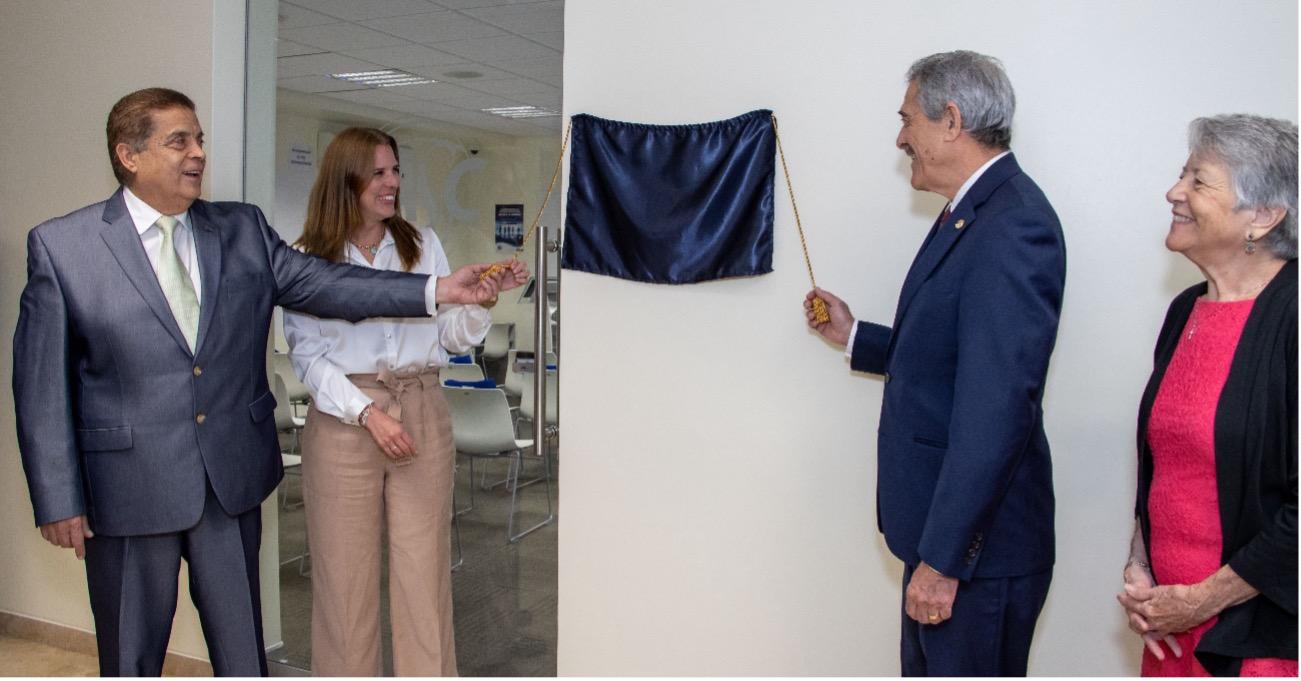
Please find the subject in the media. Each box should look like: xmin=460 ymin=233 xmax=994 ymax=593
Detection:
xmin=241 ymin=0 xmax=287 ymax=652
xmin=0 ymin=0 xmax=232 ymax=662
xmin=557 ymin=0 xmax=1297 ymax=675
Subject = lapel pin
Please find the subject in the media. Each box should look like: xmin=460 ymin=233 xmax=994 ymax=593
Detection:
xmin=954 ymin=219 xmax=966 ymax=229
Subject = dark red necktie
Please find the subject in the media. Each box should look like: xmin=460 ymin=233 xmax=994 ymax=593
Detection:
xmin=916 ymin=205 xmax=952 ymax=257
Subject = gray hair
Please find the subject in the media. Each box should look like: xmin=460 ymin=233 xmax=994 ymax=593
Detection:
xmin=906 ymin=50 xmax=1016 ymax=150
xmin=1189 ymin=114 xmax=1298 ymax=260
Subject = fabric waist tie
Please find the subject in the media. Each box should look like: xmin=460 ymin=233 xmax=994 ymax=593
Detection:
xmin=348 ymin=367 xmax=441 ymax=423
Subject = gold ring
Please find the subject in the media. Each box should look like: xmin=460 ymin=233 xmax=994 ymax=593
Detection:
xmin=928 ymin=614 xmax=939 ymax=621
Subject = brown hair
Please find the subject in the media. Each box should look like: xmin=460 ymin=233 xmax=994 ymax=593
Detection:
xmin=297 ymin=127 xmax=422 ymax=271
xmin=106 ymin=88 xmax=196 ymax=185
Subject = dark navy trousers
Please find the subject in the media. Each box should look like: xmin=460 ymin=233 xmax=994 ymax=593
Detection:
xmin=83 ymin=483 xmax=267 ymax=677
xmin=899 ymin=563 xmax=1052 ymax=677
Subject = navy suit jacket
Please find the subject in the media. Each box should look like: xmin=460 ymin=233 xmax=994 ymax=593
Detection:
xmin=851 ymin=154 xmax=1066 ymax=581
xmin=13 ymin=189 xmax=430 ymax=536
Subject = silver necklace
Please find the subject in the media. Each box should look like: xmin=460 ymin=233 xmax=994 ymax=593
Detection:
xmin=351 ymin=240 xmax=380 ymax=256
xmin=1187 ymin=279 xmax=1269 ymax=339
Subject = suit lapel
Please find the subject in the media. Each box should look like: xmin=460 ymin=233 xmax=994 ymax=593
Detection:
xmin=895 ymin=210 xmax=958 ymax=321
xmin=98 ymin=190 xmax=193 ymax=356
xmin=190 ymin=202 xmax=223 ymax=355
xmin=893 ymin=154 xmax=1022 ymax=324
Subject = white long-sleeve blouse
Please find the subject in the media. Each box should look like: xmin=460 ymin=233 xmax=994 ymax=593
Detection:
xmin=283 ymin=226 xmax=490 ymax=423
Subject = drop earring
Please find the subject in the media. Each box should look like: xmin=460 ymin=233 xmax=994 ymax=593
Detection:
xmin=1244 ymin=232 xmax=1257 ymax=254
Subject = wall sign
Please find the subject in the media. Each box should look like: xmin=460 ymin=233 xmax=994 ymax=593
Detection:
xmin=495 ymin=203 xmax=525 ymax=252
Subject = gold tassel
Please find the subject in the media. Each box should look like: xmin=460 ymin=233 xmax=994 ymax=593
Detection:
xmin=811 ymin=297 xmax=830 ymax=324
xmin=479 ymin=262 xmax=507 ymax=281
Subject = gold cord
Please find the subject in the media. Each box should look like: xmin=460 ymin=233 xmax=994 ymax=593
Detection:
xmin=520 ymin=118 xmax=573 ymax=255
xmin=481 ymin=119 xmax=574 ymax=281
xmin=772 ymin=114 xmax=829 ymax=323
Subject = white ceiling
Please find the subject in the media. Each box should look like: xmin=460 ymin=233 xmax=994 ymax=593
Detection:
xmin=277 ymin=0 xmax=563 ymax=137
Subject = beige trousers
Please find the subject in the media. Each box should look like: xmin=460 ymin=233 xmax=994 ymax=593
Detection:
xmin=301 ymin=370 xmax=457 ymax=676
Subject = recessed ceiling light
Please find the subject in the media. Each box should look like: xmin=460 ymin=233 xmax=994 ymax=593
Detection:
xmin=482 ymin=105 xmax=560 ymax=119
xmin=330 ymin=69 xmax=435 ymax=88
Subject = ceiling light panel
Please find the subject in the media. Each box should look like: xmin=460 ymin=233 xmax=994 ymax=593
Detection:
xmin=331 ymin=69 xmax=437 ymax=87
xmin=482 ymin=105 xmax=561 ymax=119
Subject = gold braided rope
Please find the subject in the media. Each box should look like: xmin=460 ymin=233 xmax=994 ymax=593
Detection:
xmin=481 ymin=119 xmax=574 ymax=281
xmin=771 ymin=114 xmax=829 ymax=323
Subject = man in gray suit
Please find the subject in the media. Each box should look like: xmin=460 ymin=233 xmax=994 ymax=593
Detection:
xmin=12 ymin=87 xmax=522 ymax=676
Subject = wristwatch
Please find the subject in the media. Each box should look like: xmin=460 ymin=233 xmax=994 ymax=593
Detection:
xmin=358 ymin=403 xmax=373 ymax=427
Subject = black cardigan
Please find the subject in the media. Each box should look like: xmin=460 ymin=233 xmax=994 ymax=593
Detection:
xmin=1136 ymin=259 xmax=1297 ymax=676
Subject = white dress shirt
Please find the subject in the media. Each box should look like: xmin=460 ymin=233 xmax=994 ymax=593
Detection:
xmin=844 ymin=151 xmax=1011 ymax=356
xmin=283 ymin=227 xmax=491 ymax=423
xmin=122 ymin=186 xmax=202 ymax=297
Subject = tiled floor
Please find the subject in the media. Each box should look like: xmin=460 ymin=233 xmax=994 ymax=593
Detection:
xmin=272 ymin=429 xmax=559 ymax=676
xmin=0 ymin=635 xmax=99 ymax=676
xmin=5 ymin=351 xmax=556 ymax=678
xmin=0 ymin=634 xmax=216 ymax=677
xmin=2 ymin=438 xmax=557 ymax=678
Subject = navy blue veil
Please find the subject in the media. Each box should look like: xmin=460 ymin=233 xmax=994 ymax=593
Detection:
xmin=561 ymin=110 xmax=775 ymax=284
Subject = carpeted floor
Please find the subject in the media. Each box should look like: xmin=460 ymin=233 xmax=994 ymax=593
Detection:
xmin=272 ymin=430 xmax=558 ymax=677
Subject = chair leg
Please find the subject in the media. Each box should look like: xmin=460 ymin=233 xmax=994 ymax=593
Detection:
xmin=507 ymin=445 xmax=556 ymax=543
xmin=279 ymin=519 xmax=310 ymax=576
xmin=280 ymin=475 xmax=302 ymax=511
xmin=455 ymin=456 xmax=476 ymax=517
xmin=451 ymin=494 xmax=464 ymax=572
xmin=511 ymin=441 xmax=551 ymax=491
xmin=478 ymin=456 xmax=511 ymax=491
xmin=506 ymin=450 xmax=519 ymax=541
xmin=540 ymin=448 xmax=554 ymax=519
xmin=299 ymin=543 xmax=311 ymax=577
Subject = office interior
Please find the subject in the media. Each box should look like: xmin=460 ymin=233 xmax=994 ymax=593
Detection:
xmin=2 ymin=0 xmax=562 ymax=676
xmin=269 ymin=2 xmax=564 ymax=675
xmin=0 ymin=0 xmax=1297 ymax=677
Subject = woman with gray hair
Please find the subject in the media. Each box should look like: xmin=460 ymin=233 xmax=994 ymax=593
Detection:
xmin=1118 ymin=114 xmax=1297 ymax=676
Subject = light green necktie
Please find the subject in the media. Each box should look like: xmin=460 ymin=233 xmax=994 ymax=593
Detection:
xmin=154 ymin=215 xmax=200 ymax=351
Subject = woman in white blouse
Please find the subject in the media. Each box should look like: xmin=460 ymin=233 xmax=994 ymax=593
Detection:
xmin=284 ymin=127 xmax=526 ymax=676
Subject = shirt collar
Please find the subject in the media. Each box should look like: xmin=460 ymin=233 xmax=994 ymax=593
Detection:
xmin=947 ymin=150 xmax=1010 ymax=213
xmin=347 ymin=228 xmax=396 ymax=262
xmin=121 ymin=185 xmax=193 ymax=236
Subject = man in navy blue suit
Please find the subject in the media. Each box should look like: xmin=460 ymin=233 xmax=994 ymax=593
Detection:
xmin=806 ymin=51 xmax=1066 ymax=676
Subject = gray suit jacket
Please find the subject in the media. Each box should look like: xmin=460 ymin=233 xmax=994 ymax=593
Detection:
xmin=13 ymin=189 xmax=429 ymax=535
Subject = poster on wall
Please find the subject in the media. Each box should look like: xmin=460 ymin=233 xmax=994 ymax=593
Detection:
xmin=495 ymin=204 xmax=525 ymax=252
xmin=289 ymin=144 xmax=314 ymax=168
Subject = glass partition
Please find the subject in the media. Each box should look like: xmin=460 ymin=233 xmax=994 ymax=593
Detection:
xmin=263 ymin=1 xmax=563 ymax=674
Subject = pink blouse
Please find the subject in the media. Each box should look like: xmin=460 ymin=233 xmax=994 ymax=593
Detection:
xmin=1144 ymin=297 xmax=1296 ymax=677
